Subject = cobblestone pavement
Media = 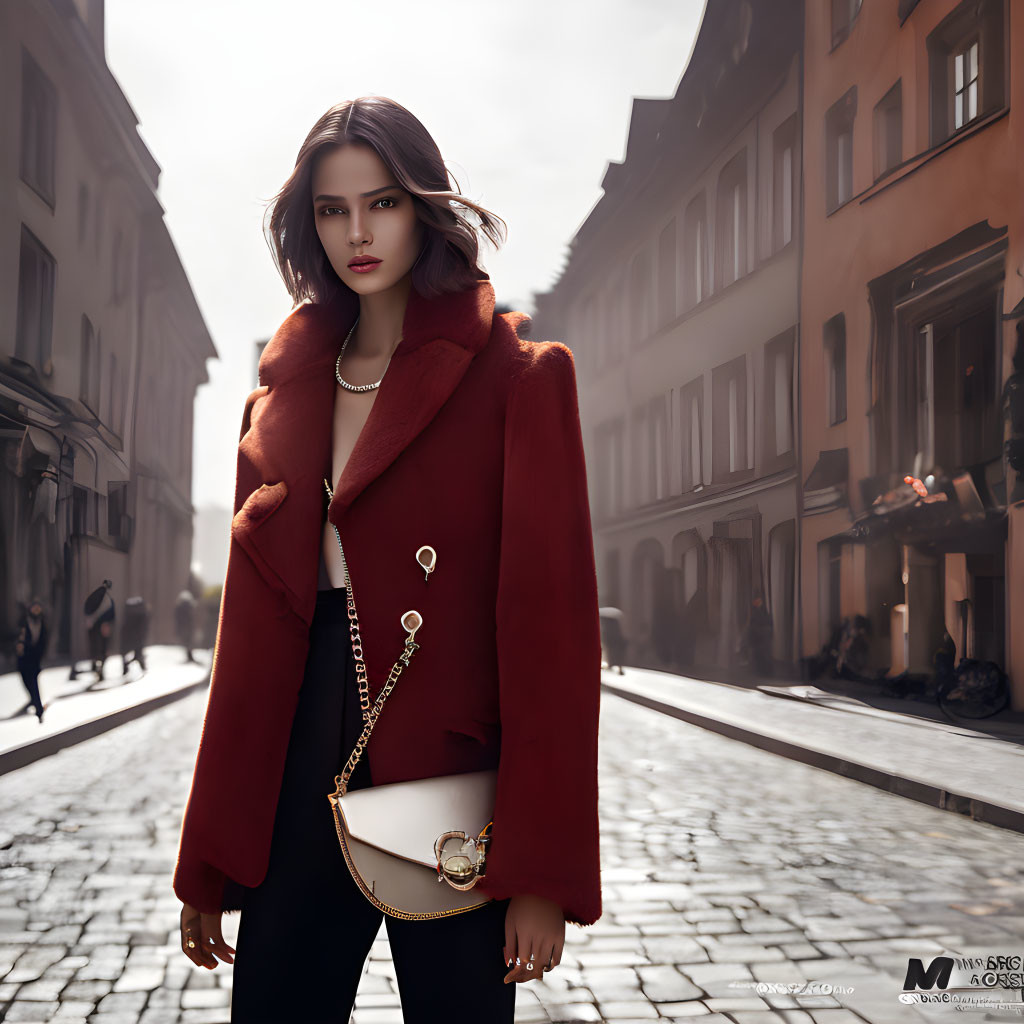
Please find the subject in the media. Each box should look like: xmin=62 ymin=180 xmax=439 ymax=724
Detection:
xmin=1 ymin=688 xmax=1024 ymax=1023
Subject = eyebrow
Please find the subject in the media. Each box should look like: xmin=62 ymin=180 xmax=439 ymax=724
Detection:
xmin=313 ymin=185 xmax=400 ymax=202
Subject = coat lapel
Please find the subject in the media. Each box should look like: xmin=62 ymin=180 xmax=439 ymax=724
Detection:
xmin=237 ymin=277 xmax=497 ymax=625
xmin=326 ymin=277 xmax=496 ymax=521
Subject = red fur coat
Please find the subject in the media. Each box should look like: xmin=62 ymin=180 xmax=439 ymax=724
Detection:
xmin=172 ymin=277 xmax=602 ymax=926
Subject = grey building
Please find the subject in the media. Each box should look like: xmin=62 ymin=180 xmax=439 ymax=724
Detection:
xmin=0 ymin=0 xmax=216 ymax=665
xmin=531 ymin=0 xmax=803 ymax=679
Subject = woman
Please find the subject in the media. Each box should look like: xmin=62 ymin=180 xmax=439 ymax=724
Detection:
xmin=173 ymin=96 xmax=602 ymax=1022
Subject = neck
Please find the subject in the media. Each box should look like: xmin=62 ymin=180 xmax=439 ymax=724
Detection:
xmin=353 ymin=276 xmax=413 ymax=359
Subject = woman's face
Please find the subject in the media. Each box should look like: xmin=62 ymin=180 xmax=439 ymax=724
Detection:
xmin=311 ymin=142 xmax=425 ymax=297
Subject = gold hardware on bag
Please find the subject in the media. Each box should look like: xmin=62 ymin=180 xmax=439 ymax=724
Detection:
xmin=434 ymin=820 xmax=493 ymax=889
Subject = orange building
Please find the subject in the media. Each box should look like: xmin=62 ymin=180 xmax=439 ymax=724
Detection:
xmin=798 ymin=0 xmax=1024 ymax=706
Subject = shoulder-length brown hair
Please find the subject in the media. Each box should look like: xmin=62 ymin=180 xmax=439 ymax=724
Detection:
xmin=264 ymin=96 xmax=507 ymax=305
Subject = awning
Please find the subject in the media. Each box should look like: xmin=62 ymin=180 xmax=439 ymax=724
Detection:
xmin=846 ymin=472 xmax=1007 ymax=553
xmin=803 ymin=448 xmax=848 ymax=492
xmin=803 ymin=448 xmax=848 ymax=514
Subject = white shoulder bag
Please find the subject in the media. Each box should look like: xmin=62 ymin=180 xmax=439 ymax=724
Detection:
xmin=323 ymin=477 xmax=497 ymax=921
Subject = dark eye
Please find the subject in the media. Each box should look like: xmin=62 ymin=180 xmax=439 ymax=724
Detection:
xmin=374 ymin=197 xmax=396 ymax=209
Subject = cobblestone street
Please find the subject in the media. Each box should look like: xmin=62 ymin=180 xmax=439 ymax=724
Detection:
xmin=2 ymin=687 xmax=1024 ymax=1023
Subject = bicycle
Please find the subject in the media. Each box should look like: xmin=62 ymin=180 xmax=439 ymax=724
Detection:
xmin=936 ymin=657 xmax=1010 ymax=720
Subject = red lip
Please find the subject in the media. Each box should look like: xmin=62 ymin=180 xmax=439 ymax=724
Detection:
xmin=348 ymin=256 xmax=381 ymax=267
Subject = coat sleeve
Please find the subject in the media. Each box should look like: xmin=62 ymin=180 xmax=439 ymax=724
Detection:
xmin=477 ymin=341 xmax=603 ymax=927
xmin=171 ymin=385 xmax=268 ymax=915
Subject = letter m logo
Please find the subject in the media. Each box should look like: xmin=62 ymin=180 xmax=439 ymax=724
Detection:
xmin=903 ymin=957 xmax=954 ymax=990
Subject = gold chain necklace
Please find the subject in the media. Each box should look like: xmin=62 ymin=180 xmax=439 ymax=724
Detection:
xmin=335 ymin=314 xmax=402 ymax=392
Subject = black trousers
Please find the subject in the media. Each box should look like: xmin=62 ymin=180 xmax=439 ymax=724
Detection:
xmin=230 ymin=586 xmax=516 ymax=1024
xmin=18 ymin=660 xmax=43 ymax=718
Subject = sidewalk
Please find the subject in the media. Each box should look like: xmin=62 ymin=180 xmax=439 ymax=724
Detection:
xmin=602 ymin=665 xmax=1024 ymax=834
xmin=0 ymin=646 xmax=211 ymax=775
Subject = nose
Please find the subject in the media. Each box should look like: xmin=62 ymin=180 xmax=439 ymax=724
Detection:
xmin=347 ymin=213 xmax=370 ymax=248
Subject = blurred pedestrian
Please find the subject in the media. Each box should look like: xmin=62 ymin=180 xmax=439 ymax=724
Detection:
xmin=83 ymin=579 xmax=115 ymax=679
xmin=175 ymin=589 xmax=198 ymax=663
xmin=15 ymin=596 xmax=49 ymax=722
xmin=122 ymin=595 xmax=151 ymax=675
xmin=599 ymin=607 xmax=627 ymax=675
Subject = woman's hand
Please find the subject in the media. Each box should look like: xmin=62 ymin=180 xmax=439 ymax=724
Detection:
xmin=180 ymin=902 xmax=236 ymax=970
xmin=502 ymin=894 xmax=564 ymax=983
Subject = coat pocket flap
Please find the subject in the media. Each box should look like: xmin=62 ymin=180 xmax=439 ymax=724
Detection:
xmin=230 ymin=482 xmax=308 ymax=613
xmin=232 ymin=481 xmax=288 ymax=530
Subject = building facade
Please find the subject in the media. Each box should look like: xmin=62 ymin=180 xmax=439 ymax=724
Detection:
xmin=799 ymin=0 xmax=1024 ymax=707
xmin=0 ymin=0 xmax=215 ymax=665
xmin=533 ymin=0 xmax=803 ymax=680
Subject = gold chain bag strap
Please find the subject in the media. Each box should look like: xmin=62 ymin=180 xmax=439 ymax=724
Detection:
xmin=323 ymin=478 xmax=497 ymax=921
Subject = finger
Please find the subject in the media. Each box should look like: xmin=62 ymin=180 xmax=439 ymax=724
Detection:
xmin=207 ymin=917 xmax=236 ymax=964
xmin=525 ymin=936 xmax=546 ymax=982
xmin=503 ymin=927 xmax=525 ymax=984
xmin=551 ymin=935 xmax=564 ymax=969
xmin=504 ymin=954 xmax=530 ymax=984
xmin=206 ymin=926 xmax=235 ymax=965
xmin=502 ymin=914 xmax=516 ymax=970
xmin=539 ymin=939 xmax=556 ymax=974
xmin=506 ymin=934 xmax=540 ymax=985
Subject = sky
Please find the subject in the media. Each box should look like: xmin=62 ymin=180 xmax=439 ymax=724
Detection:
xmin=104 ymin=0 xmax=705 ymax=511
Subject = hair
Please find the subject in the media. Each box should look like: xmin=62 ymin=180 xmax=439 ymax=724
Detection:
xmin=264 ymin=96 xmax=507 ymax=305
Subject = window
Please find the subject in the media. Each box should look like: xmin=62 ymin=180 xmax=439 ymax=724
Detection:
xmin=595 ymin=418 xmax=625 ymax=519
xmin=72 ymin=486 xmax=101 ymax=537
xmin=631 ymin=405 xmax=649 ymax=504
xmin=109 ymin=351 xmax=126 ymax=438
xmin=824 ymin=313 xmax=847 ymax=425
xmin=680 ymin=377 xmax=704 ymax=491
xmin=20 ymin=48 xmax=57 ymax=208
xmin=763 ymin=329 xmax=795 ymax=468
xmin=15 ymin=225 xmax=56 ymax=374
xmin=683 ymin=193 xmax=708 ymax=308
xmin=954 ymin=39 xmax=979 ymax=129
xmin=572 ymin=293 xmax=596 ymax=378
xmin=629 ymin=249 xmax=653 ymax=343
xmin=80 ymin=315 xmax=101 ymax=413
xmin=107 ymin=480 xmax=129 ymax=538
xmin=649 ymin=395 xmax=670 ymax=502
xmin=825 ymin=88 xmax=857 ymax=213
xmin=873 ymin=80 xmax=902 ymax=180
xmin=712 ymin=355 xmax=748 ymax=481
xmin=601 ymin=279 xmax=623 ymax=370
xmin=657 ymin=218 xmax=677 ymax=326
xmin=830 ymin=0 xmax=862 ymax=49
xmin=927 ymin=0 xmax=1006 ymax=145
xmin=716 ymin=151 xmax=747 ymax=288
xmin=772 ymin=115 xmax=797 ymax=253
